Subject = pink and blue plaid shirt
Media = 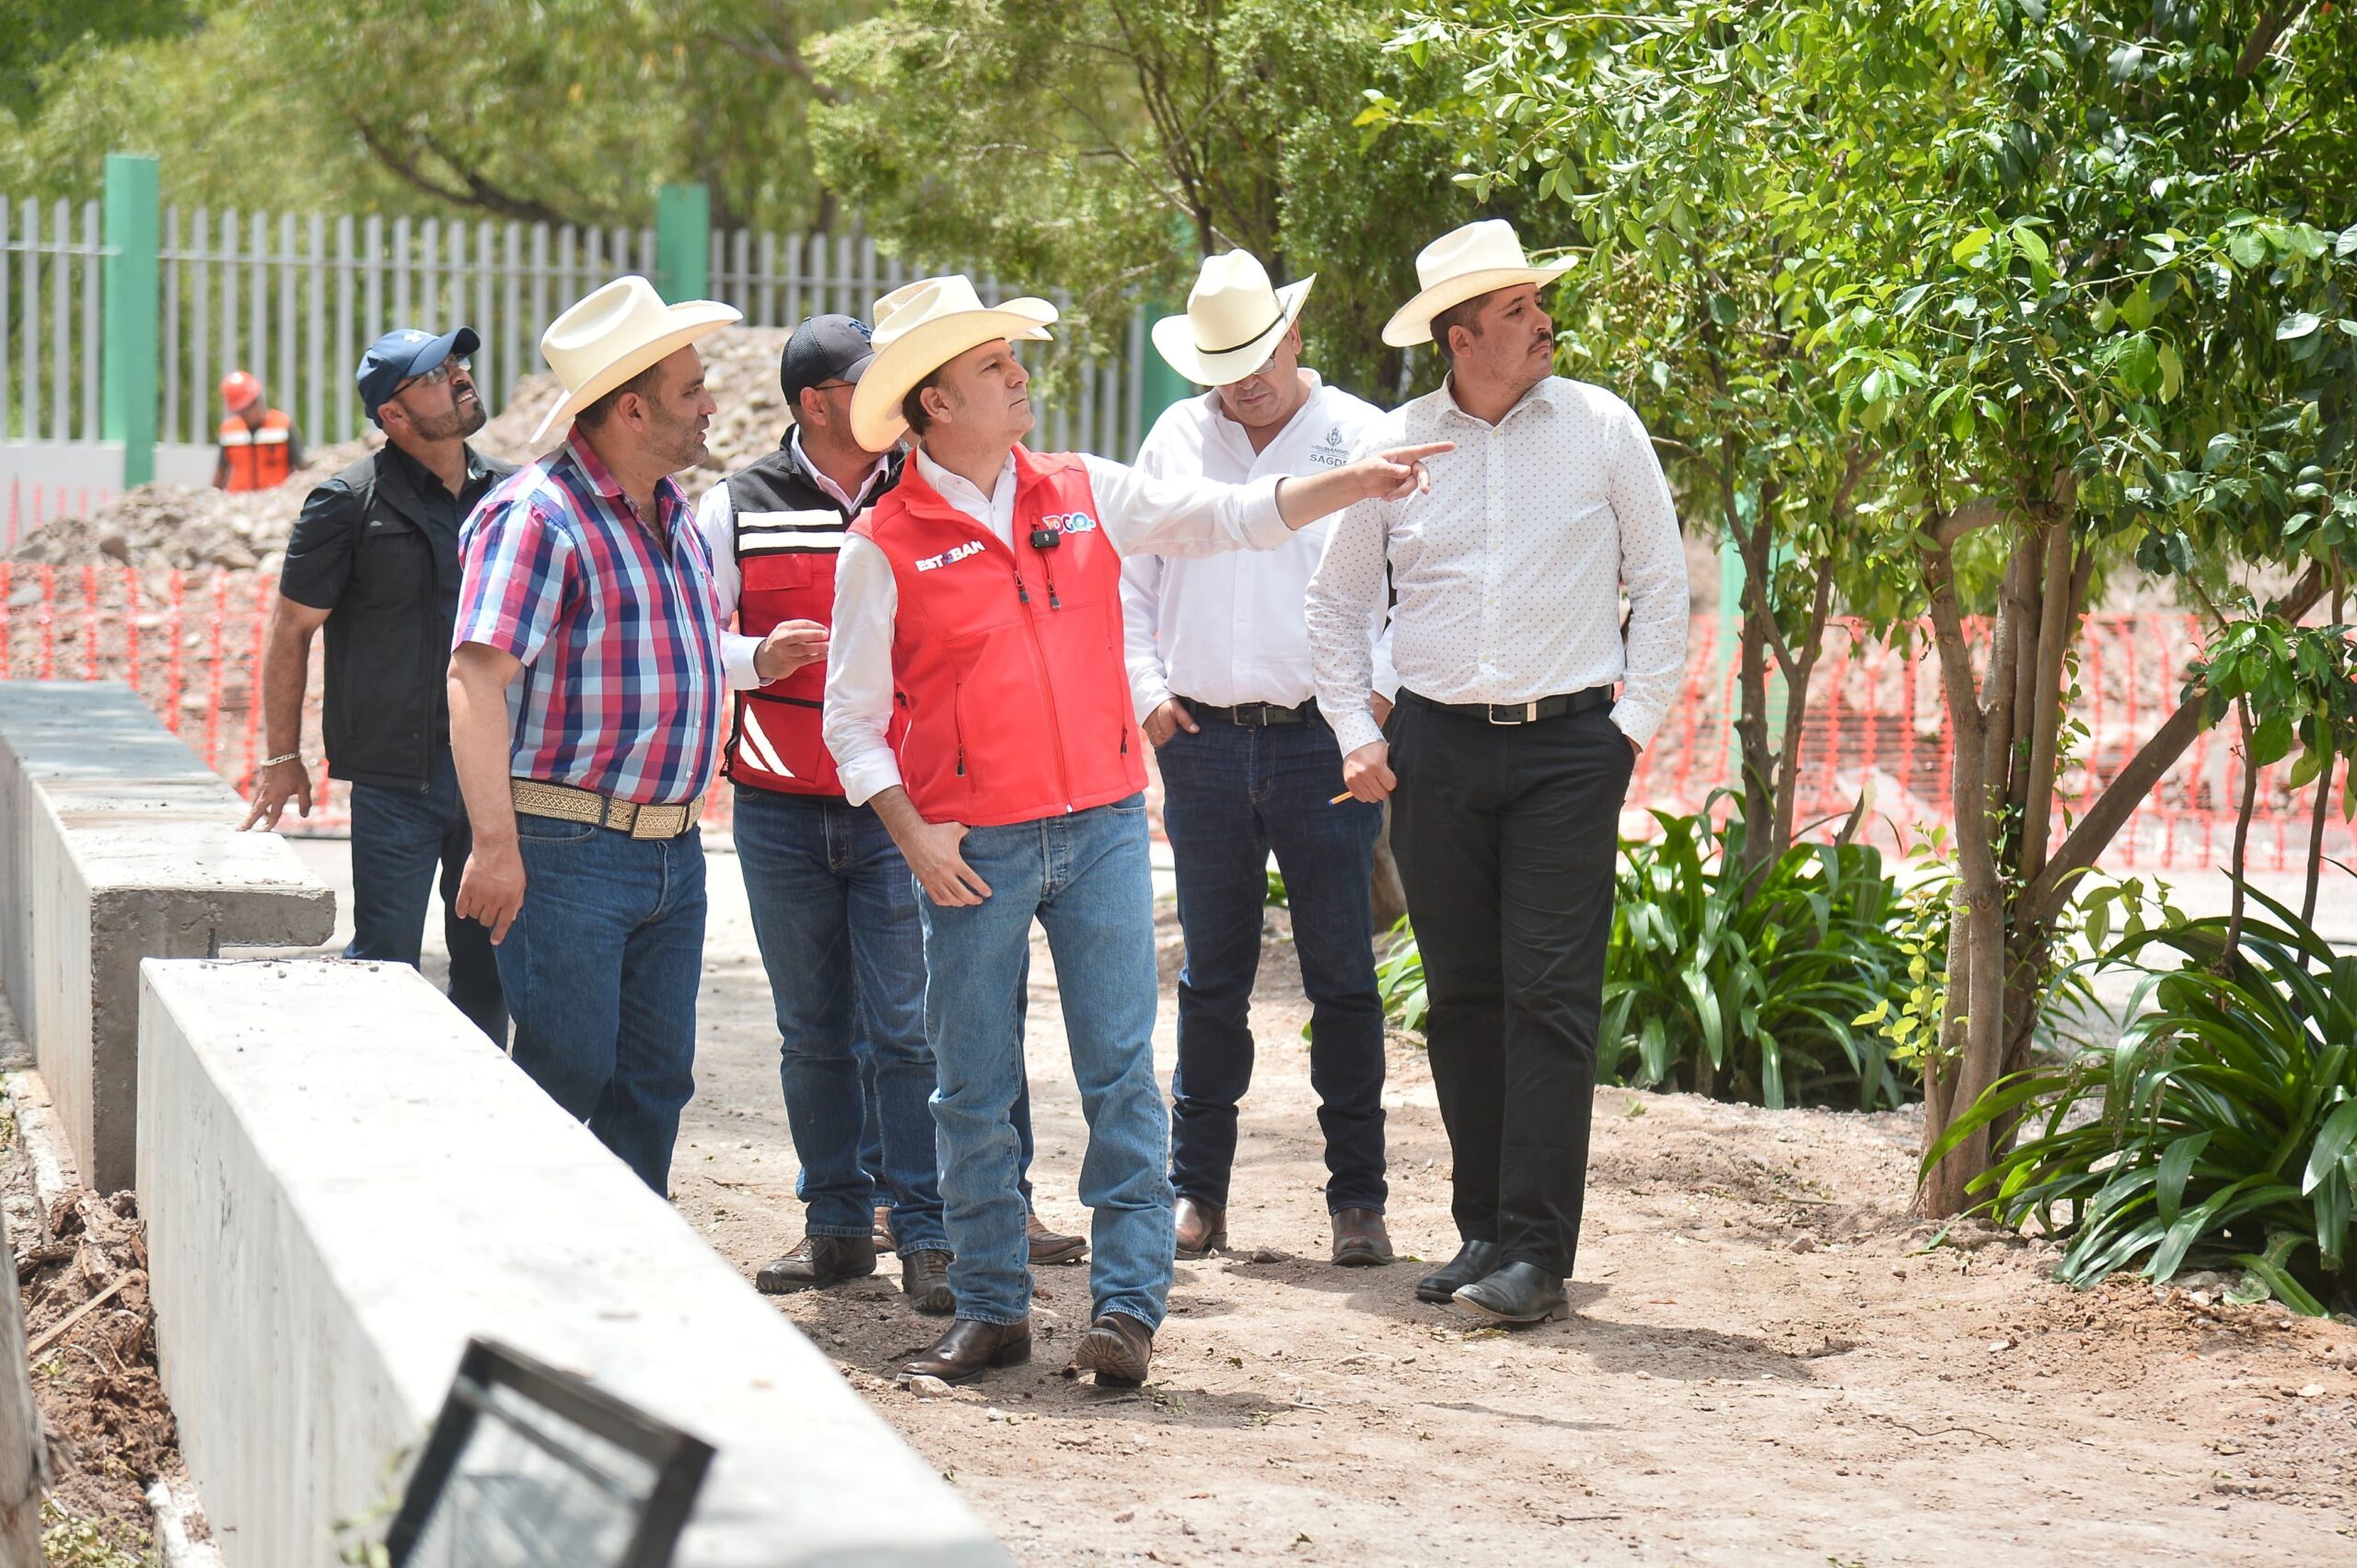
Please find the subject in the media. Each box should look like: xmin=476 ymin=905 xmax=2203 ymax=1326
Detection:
xmin=455 ymin=429 xmax=726 ymax=806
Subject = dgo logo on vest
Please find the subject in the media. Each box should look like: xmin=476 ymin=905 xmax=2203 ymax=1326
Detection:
xmin=1037 ymin=513 xmax=1099 ymax=536
xmin=915 ymin=540 xmax=989 ymax=573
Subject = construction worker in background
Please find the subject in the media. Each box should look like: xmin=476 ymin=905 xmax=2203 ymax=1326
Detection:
xmin=214 ymin=370 xmax=303 ymax=491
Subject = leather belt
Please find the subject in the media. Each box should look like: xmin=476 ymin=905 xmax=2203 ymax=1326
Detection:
xmin=1179 ymin=697 xmax=1315 ymax=727
xmin=1400 ymin=686 xmax=1614 ymax=726
xmin=511 ymin=778 xmax=697 ymax=840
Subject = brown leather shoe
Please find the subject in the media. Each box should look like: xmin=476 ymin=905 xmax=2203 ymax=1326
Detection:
xmin=1173 ymin=1196 xmax=1227 ymax=1260
xmin=1028 ymin=1211 xmax=1087 ymax=1266
xmin=1330 ymin=1208 xmax=1395 ymax=1267
xmin=756 ymin=1234 xmax=876 ymax=1295
xmin=902 ymin=1317 xmax=1031 ymax=1384
xmin=873 ymin=1205 xmax=895 ymax=1250
xmin=901 ymin=1249 xmax=955 ymax=1316
xmin=1069 ymin=1311 xmax=1155 ymax=1387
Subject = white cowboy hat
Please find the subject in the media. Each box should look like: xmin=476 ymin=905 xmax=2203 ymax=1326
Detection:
xmin=530 ymin=274 xmax=742 ymax=442
xmin=1151 ymin=251 xmax=1316 ymax=388
xmin=1381 ymin=220 xmax=1573 ymax=349
xmin=850 ymin=275 xmax=1059 ymax=451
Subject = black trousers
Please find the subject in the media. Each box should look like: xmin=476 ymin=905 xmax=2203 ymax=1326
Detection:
xmin=1387 ymin=693 xmax=1631 ymax=1277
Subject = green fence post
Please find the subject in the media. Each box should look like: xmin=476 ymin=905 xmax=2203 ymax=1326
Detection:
xmin=655 ymin=183 xmax=710 ymax=303
xmin=102 ymin=153 xmax=161 ymax=487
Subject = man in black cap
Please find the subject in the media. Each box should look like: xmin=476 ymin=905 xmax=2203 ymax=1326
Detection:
xmin=241 ymin=327 xmax=512 ymax=1042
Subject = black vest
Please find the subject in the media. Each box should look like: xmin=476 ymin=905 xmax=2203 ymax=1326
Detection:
xmin=317 ymin=444 xmax=512 ymax=789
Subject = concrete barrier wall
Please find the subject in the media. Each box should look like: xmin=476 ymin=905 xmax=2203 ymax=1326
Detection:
xmin=137 ymin=958 xmax=1005 ymax=1568
xmin=0 ymin=680 xmax=333 ymax=1191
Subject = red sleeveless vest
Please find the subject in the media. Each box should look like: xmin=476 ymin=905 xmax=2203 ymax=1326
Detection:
xmin=853 ymin=447 xmax=1144 ymax=827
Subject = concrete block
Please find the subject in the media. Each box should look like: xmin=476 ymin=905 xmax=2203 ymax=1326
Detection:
xmin=137 ymin=958 xmax=1005 ymax=1568
xmin=0 ymin=680 xmax=333 ymax=1191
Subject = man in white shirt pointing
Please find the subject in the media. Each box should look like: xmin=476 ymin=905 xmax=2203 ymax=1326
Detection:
xmin=820 ymin=274 xmax=1447 ymax=1387
xmin=1308 ymin=220 xmax=1689 ymax=1327
xmin=1120 ymin=251 xmax=1399 ymax=1270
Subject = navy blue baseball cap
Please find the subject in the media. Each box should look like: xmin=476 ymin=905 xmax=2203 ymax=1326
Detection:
xmin=357 ymin=325 xmax=481 ymax=424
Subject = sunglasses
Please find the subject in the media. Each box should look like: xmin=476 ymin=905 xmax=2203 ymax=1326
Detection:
xmin=396 ymin=355 xmax=473 ymax=396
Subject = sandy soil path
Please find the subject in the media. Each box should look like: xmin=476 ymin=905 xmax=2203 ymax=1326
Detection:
xmin=287 ymin=837 xmax=2357 ymax=1565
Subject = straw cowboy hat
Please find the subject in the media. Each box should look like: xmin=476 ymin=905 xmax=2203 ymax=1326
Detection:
xmin=1381 ymin=220 xmax=1573 ymax=349
xmin=850 ymin=275 xmax=1059 ymax=451
xmin=1151 ymin=251 xmax=1316 ymax=388
xmin=530 ymin=274 xmax=742 ymax=442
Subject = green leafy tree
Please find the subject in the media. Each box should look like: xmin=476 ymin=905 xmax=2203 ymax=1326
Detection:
xmin=807 ymin=0 xmax=1477 ymax=393
xmin=1378 ymin=0 xmax=1926 ymax=867
xmin=0 ymin=1 xmax=873 ymax=232
xmin=0 ymin=0 xmax=194 ymax=123
xmin=1409 ymin=0 xmax=2357 ymax=1216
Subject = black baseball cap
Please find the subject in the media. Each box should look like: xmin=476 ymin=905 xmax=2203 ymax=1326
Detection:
xmin=780 ymin=314 xmax=875 ymax=408
xmin=358 ymin=325 xmax=480 ymax=424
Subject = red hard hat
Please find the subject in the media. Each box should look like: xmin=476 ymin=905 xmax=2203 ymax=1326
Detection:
xmin=220 ymin=371 xmax=262 ymax=412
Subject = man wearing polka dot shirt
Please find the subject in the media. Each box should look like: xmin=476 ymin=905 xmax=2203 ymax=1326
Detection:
xmin=1307 ymin=220 xmax=1689 ymax=1328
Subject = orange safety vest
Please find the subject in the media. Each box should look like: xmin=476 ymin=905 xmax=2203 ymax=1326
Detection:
xmin=217 ymin=409 xmax=296 ymax=491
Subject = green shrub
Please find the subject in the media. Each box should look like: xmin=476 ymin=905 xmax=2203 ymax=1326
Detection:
xmin=1606 ymin=806 xmax=1916 ymax=1109
xmin=1931 ymin=887 xmax=2357 ymax=1315
xmin=1374 ymin=914 xmax=1426 ymax=1033
xmin=1376 ymin=804 xmax=1919 ymax=1110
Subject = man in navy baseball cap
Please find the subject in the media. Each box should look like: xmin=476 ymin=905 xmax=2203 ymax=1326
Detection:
xmin=357 ymin=325 xmax=482 ymax=427
xmin=241 ymin=322 xmax=513 ymax=1046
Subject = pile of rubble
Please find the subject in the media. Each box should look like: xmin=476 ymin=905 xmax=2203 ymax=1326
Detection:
xmin=8 ymin=325 xmax=796 ymax=573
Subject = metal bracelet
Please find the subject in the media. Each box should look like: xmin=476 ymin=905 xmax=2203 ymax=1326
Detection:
xmin=260 ymin=751 xmax=302 ymax=768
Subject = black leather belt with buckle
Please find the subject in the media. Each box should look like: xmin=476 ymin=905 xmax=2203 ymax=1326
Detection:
xmin=1180 ymin=698 xmax=1313 ymax=727
xmin=1401 ymin=686 xmax=1615 ymax=726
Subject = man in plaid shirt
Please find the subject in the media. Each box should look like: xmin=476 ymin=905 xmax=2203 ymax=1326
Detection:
xmin=448 ymin=276 xmax=748 ymax=1192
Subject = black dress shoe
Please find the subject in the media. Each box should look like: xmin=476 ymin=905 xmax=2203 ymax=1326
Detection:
xmin=1452 ymin=1260 xmax=1568 ymax=1325
xmin=1069 ymin=1311 xmax=1155 ymax=1386
xmin=1414 ymin=1239 xmax=1504 ymax=1304
xmin=756 ymin=1235 xmax=877 ymax=1295
xmin=901 ymin=1249 xmax=955 ymax=1315
xmin=902 ymin=1317 xmax=1031 ymax=1384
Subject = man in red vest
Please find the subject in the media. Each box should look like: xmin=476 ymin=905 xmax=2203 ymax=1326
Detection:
xmin=823 ymin=274 xmax=1446 ymax=1386
xmin=214 ymin=370 xmax=304 ymax=491
xmin=697 ymin=315 xmax=1087 ymax=1316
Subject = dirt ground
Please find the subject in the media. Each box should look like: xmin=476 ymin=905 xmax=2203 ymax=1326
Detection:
xmin=275 ymin=837 xmax=2357 ymax=1566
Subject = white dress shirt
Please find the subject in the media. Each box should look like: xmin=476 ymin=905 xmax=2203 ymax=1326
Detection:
xmin=823 ymin=445 xmax=1294 ymax=807
xmin=1120 ymin=374 xmax=1397 ymax=720
xmin=693 ymin=425 xmax=893 ymax=691
xmin=1306 ymin=375 xmax=1688 ymax=758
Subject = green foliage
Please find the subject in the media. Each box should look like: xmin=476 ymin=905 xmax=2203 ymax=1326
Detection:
xmin=0 ymin=1 xmax=871 ymax=231
xmin=1931 ymin=888 xmax=2357 ymax=1315
xmin=2191 ymin=617 xmax=2357 ymax=817
xmin=0 ymin=0 xmax=193 ymax=123
xmin=1607 ymin=803 xmax=1916 ymax=1110
xmin=39 ymin=1500 xmax=157 ymax=1568
xmin=1852 ymin=839 xmax=1956 ymax=1075
xmin=1375 ymin=914 xmax=1427 ymax=1035
xmin=807 ymin=0 xmax=1476 ymax=389
xmin=1264 ymin=867 xmax=1289 ymax=909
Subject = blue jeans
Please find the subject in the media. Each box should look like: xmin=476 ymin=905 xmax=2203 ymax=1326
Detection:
xmin=497 ymin=816 xmax=705 ymax=1193
xmin=734 ymin=787 xmax=946 ymax=1253
xmin=345 ymin=747 xmax=507 ymax=1043
xmin=1157 ymin=712 xmax=1387 ymax=1214
xmin=918 ymin=796 xmax=1173 ymax=1329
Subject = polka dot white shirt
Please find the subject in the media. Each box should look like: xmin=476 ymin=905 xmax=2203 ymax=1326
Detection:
xmin=1306 ymin=375 xmax=1689 ymax=756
